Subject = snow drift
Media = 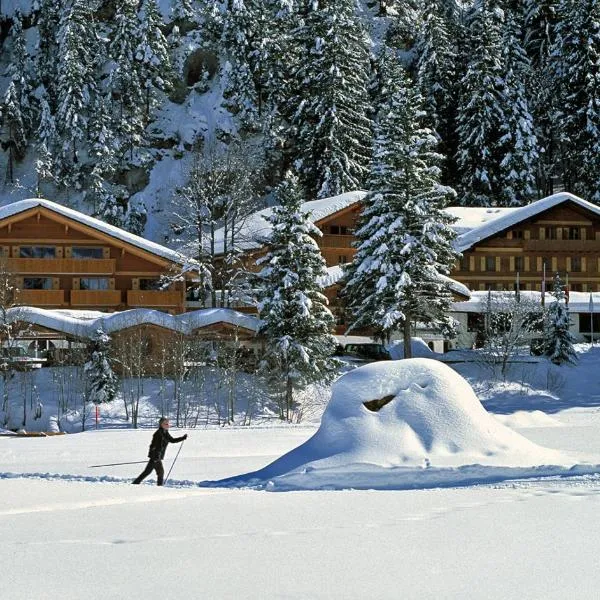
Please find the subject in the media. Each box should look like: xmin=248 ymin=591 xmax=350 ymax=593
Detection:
xmin=212 ymin=358 xmax=574 ymax=487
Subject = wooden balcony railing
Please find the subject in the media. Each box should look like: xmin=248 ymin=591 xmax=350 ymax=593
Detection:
xmin=71 ymin=290 xmax=122 ymax=306
xmin=8 ymin=258 xmax=115 ymax=274
xmin=318 ymin=235 xmax=354 ymax=249
xmin=525 ymin=239 xmax=596 ymax=252
xmin=127 ymin=290 xmax=182 ymax=307
xmin=15 ymin=289 xmax=65 ymax=306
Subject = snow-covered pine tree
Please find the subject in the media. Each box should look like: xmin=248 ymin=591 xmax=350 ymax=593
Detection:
xmin=136 ymin=0 xmax=172 ymax=122
xmin=221 ymin=0 xmax=261 ymax=129
xmin=523 ymin=0 xmax=558 ymax=197
xmin=552 ymin=0 xmax=600 ymax=202
xmin=455 ymin=0 xmax=505 ymax=206
xmin=35 ymin=0 xmax=61 ymax=103
xmin=289 ymin=0 xmax=372 ymax=199
xmin=255 ymin=173 xmax=338 ymax=421
xmin=125 ymin=201 xmax=148 ymax=236
xmin=35 ymin=92 xmax=58 ymax=193
xmin=415 ymin=0 xmax=458 ymax=186
xmin=84 ymin=330 xmax=118 ymax=405
xmin=8 ymin=11 xmax=35 ymax=136
xmin=496 ymin=9 xmax=539 ymax=206
xmin=107 ymin=0 xmax=145 ymax=160
xmin=544 ymin=273 xmax=577 ymax=365
xmin=2 ymin=82 xmax=28 ymax=182
xmin=55 ymin=0 xmax=101 ymax=188
xmin=343 ymin=50 xmax=458 ymax=357
xmin=172 ymin=0 xmax=196 ymax=22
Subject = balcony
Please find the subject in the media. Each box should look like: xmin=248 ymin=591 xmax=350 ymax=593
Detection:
xmin=15 ymin=289 xmax=65 ymax=306
xmin=318 ymin=235 xmax=354 ymax=249
xmin=8 ymin=258 xmax=115 ymax=274
xmin=71 ymin=290 xmax=122 ymax=306
xmin=525 ymin=239 xmax=596 ymax=252
xmin=127 ymin=290 xmax=182 ymax=308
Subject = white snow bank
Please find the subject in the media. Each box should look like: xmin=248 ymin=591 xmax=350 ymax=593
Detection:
xmin=210 ymin=359 xmax=578 ymax=488
xmin=495 ymin=411 xmax=563 ymax=429
xmin=6 ymin=306 xmax=260 ymax=339
xmin=387 ymin=338 xmax=435 ymax=359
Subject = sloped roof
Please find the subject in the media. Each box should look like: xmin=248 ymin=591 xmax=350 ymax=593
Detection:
xmin=214 ymin=190 xmax=367 ymax=254
xmin=0 ymin=198 xmax=189 ymax=265
xmin=454 ymin=192 xmax=600 ymax=252
xmin=6 ymin=307 xmax=260 ymax=339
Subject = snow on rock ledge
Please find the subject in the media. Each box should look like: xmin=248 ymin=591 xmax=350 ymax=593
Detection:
xmin=212 ymin=359 xmax=576 ymax=488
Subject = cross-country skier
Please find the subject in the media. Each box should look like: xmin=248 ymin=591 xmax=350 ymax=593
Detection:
xmin=132 ymin=417 xmax=187 ymax=486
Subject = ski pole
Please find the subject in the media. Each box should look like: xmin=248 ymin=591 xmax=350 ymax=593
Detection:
xmin=164 ymin=439 xmax=185 ymax=485
xmin=89 ymin=460 xmax=148 ymax=468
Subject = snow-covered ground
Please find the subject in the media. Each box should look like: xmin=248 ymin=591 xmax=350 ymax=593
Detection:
xmin=3 ymin=349 xmax=600 ymax=598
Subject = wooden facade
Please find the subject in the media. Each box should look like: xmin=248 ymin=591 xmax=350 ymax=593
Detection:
xmin=453 ymin=200 xmax=600 ymax=292
xmin=0 ymin=204 xmax=189 ymax=313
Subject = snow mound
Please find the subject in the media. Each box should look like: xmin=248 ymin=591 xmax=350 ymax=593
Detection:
xmin=213 ymin=359 xmax=573 ymax=487
xmin=387 ymin=338 xmax=434 ymax=359
xmin=495 ymin=411 xmax=563 ymax=429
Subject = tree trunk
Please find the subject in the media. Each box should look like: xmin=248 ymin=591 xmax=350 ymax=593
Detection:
xmin=403 ymin=318 xmax=412 ymax=359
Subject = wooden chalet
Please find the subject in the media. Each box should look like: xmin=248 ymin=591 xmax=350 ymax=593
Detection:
xmin=451 ymin=192 xmax=600 ymax=293
xmin=0 ymin=199 xmax=193 ymax=313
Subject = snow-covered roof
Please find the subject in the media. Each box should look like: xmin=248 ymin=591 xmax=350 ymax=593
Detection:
xmin=0 ymin=198 xmax=190 ymax=266
xmin=452 ymin=290 xmax=600 ymax=313
xmin=454 ymin=193 xmax=600 ymax=252
xmin=445 ymin=206 xmax=519 ymax=235
xmin=214 ymin=190 xmax=367 ymax=254
xmin=6 ymin=307 xmax=261 ymax=339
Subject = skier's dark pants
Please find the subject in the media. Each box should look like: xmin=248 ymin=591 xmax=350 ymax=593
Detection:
xmin=133 ymin=459 xmax=165 ymax=485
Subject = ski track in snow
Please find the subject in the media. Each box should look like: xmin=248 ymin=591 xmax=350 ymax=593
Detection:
xmin=3 ymin=466 xmax=600 ymax=496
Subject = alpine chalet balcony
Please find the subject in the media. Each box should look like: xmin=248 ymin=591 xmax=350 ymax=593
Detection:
xmin=8 ymin=258 xmax=116 ymax=274
xmin=127 ymin=290 xmax=182 ymax=308
xmin=71 ymin=290 xmax=122 ymax=307
xmin=15 ymin=289 xmax=65 ymax=306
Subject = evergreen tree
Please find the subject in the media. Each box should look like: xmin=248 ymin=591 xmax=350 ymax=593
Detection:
xmin=126 ymin=201 xmax=148 ymax=236
xmin=289 ymin=0 xmax=372 ymax=199
xmin=255 ymin=173 xmax=338 ymax=421
xmin=552 ymin=0 xmax=600 ymax=202
xmin=344 ymin=51 xmax=458 ymax=357
xmin=56 ymin=0 xmax=100 ymax=188
xmin=415 ymin=0 xmax=458 ymax=186
xmin=2 ymin=82 xmax=27 ymax=182
xmin=172 ymin=0 xmax=196 ymax=22
xmin=35 ymin=0 xmax=61 ymax=103
xmin=455 ymin=0 xmax=504 ymax=206
xmin=544 ymin=274 xmax=577 ymax=365
xmin=496 ymin=9 xmax=539 ymax=206
xmin=35 ymin=92 xmax=58 ymax=192
xmin=136 ymin=0 xmax=172 ymax=121
xmin=84 ymin=330 xmax=118 ymax=405
xmin=108 ymin=0 xmax=145 ymax=158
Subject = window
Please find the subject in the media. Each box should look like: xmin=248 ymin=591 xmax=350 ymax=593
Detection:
xmin=328 ymin=225 xmax=349 ymax=235
xmin=545 ymin=227 xmax=557 ymax=240
xmin=514 ymin=256 xmax=524 ymax=272
xmin=80 ymin=278 xmax=109 ymax=290
xmin=563 ymin=227 xmax=581 ymax=240
xmin=571 ymin=257 xmax=582 ymax=272
xmin=140 ymin=278 xmax=163 ymax=291
xmin=19 ymin=246 xmax=55 ymax=258
xmin=485 ymin=256 xmax=496 ymax=272
xmin=579 ymin=314 xmax=600 ymax=333
xmin=329 ymin=225 xmax=340 ymax=235
xmin=72 ymin=247 xmax=104 ymax=259
xmin=512 ymin=230 xmax=524 ymax=239
xmin=23 ymin=277 xmax=53 ymax=290
xmin=338 ymin=255 xmax=348 ymax=265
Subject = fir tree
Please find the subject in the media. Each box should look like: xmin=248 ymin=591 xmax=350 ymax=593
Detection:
xmin=455 ymin=0 xmax=504 ymax=206
xmin=136 ymin=0 xmax=172 ymax=121
xmin=544 ymin=274 xmax=577 ymax=365
xmin=2 ymin=82 xmax=27 ymax=182
xmin=344 ymin=51 xmax=458 ymax=357
xmin=84 ymin=330 xmax=118 ymax=405
xmin=35 ymin=92 xmax=58 ymax=193
xmin=289 ymin=0 xmax=372 ymax=199
xmin=35 ymin=0 xmax=61 ymax=103
xmin=126 ymin=201 xmax=148 ymax=236
xmin=172 ymin=0 xmax=196 ymax=22
xmin=255 ymin=173 xmax=338 ymax=421
xmin=56 ymin=0 xmax=100 ymax=187
xmin=496 ymin=9 xmax=539 ymax=206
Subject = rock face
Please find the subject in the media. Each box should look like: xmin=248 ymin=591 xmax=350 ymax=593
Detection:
xmin=233 ymin=359 xmax=566 ymax=481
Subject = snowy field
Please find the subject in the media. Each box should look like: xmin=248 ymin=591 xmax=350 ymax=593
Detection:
xmin=3 ymin=350 xmax=600 ymax=599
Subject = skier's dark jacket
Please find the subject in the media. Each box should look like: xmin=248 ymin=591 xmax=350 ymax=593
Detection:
xmin=148 ymin=427 xmax=185 ymax=461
